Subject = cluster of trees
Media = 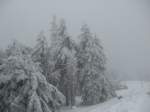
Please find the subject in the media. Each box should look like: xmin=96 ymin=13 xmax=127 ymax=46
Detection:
xmin=0 ymin=17 xmax=116 ymax=112
xmin=0 ymin=42 xmax=65 ymax=112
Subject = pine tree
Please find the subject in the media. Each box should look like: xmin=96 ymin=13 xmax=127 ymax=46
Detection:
xmin=0 ymin=43 xmax=65 ymax=112
xmin=77 ymin=24 xmax=115 ymax=105
xmin=32 ymin=31 xmax=50 ymax=77
xmin=49 ymin=18 xmax=77 ymax=106
xmin=6 ymin=40 xmax=31 ymax=57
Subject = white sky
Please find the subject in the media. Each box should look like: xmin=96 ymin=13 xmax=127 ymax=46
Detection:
xmin=0 ymin=0 xmax=150 ymax=80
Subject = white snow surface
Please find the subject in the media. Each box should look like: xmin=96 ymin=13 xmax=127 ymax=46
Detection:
xmin=61 ymin=81 xmax=150 ymax=112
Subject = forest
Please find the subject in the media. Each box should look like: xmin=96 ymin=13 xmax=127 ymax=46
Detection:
xmin=0 ymin=17 xmax=116 ymax=112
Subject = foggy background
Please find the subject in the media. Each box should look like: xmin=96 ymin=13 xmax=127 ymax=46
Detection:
xmin=0 ymin=0 xmax=150 ymax=80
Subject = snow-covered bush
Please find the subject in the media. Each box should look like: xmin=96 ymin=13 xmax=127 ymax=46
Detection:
xmin=0 ymin=53 xmax=65 ymax=112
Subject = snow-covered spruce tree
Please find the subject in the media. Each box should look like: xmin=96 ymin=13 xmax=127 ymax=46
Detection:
xmin=49 ymin=18 xmax=77 ymax=106
xmin=6 ymin=39 xmax=31 ymax=57
xmin=32 ymin=31 xmax=50 ymax=78
xmin=0 ymin=44 xmax=65 ymax=112
xmin=77 ymin=24 xmax=116 ymax=105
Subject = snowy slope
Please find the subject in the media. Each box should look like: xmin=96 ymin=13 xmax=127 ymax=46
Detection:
xmin=105 ymin=81 xmax=150 ymax=112
xmin=61 ymin=81 xmax=150 ymax=112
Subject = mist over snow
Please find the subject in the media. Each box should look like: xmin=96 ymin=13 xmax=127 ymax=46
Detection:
xmin=0 ymin=1 xmax=150 ymax=112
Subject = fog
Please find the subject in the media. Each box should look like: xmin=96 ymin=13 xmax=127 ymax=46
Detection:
xmin=0 ymin=0 xmax=150 ymax=80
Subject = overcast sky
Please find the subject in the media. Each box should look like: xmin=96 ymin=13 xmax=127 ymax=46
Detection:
xmin=0 ymin=0 xmax=150 ymax=80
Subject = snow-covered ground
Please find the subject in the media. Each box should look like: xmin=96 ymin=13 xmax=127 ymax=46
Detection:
xmin=61 ymin=81 xmax=150 ymax=112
